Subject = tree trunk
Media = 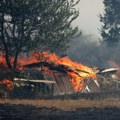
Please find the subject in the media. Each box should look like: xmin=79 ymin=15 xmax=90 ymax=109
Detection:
xmin=1 ymin=10 xmax=12 ymax=71
xmin=13 ymin=51 xmax=19 ymax=70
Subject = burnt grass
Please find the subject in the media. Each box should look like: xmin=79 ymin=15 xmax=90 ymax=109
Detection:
xmin=1 ymin=99 xmax=120 ymax=120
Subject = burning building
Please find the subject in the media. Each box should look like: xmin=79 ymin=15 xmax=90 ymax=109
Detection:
xmin=12 ymin=51 xmax=98 ymax=98
xmin=0 ymin=50 xmax=120 ymax=98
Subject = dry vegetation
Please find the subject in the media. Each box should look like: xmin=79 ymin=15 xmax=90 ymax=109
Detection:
xmin=0 ymin=98 xmax=120 ymax=111
xmin=1 ymin=98 xmax=120 ymax=120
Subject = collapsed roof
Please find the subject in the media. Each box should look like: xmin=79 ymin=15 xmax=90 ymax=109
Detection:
xmin=23 ymin=62 xmax=98 ymax=93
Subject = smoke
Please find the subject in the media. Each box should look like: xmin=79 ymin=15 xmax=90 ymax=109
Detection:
xmin=66 ymin=34 xmax=120 ymax=68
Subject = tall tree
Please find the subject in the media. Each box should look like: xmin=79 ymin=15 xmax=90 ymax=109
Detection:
xmin=99 ymin=0 xmax=120 ymax=46
xmin=0 ymin=0 xmax=80 ymax=72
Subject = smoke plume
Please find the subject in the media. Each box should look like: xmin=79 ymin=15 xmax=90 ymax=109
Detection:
xmin=66 ymin=34 xmax=120 ymax=69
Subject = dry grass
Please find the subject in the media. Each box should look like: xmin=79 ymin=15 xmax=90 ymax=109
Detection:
xmin=1 ymin=98 xmax=120 ymax=111
xmin=1 ymin=98 xmax=120 ymax=120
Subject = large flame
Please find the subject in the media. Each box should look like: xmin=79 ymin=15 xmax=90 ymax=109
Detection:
xmin=0 ymin=50 xmax=97 ymax=92
xmin=22 ymin=51 xmax=97 ymax=91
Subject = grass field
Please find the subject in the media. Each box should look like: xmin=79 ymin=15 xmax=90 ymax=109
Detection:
xmin=1 ymin=98 xmax=120 ymax=120
xmin=0 ymin=98 xmax=120 ymax=110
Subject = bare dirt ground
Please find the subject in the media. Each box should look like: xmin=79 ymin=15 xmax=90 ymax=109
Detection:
xmin=1 ymin=98 xmax=120 ymax=120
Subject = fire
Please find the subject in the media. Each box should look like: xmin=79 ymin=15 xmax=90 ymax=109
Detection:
xmin=22 ymin=51 xmax=97 ymax=92
xmin=0 ymin=50 xmax=97 ymax=92
xmin=59 ymin=57 xmax=97 ymax=91
xmin=0 ymin=79 xmax=14 ymax=91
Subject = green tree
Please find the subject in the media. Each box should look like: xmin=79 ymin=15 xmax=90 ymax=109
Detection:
xmin=99 ymin=0 xmax=120 ymax=46
xmin=0 ymin=0 xmax=80 ymax=72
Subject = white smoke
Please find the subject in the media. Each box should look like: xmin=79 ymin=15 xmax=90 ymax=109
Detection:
xmin=66 ymin=34 xmax=120 ymax=68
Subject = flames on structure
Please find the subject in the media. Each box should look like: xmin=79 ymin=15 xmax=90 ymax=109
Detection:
xmin=0 ymin=50 xmax=97 ymax=92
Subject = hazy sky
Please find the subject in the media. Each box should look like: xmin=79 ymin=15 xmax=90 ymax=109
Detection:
xmin=73 ymin=0 xmax=104 ymax=36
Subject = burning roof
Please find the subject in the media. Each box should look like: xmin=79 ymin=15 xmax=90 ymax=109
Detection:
xmin=1 ymin=50 xmax=120 ymax=98
xmin=22 ymin=51 xmax=97 ymax=92
xmin=0 ymin=50 xmax=97 ymax=92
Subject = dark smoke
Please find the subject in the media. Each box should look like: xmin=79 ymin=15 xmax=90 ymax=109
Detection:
xmin=66 ymin=34 xmax=120 ymax=68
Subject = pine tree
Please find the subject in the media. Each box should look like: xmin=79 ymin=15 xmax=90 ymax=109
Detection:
xmin=100 ymin=0 xmax=120 ymax=46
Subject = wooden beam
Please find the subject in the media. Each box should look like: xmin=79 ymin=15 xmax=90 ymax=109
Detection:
xmin=14 ymin=78 xmax=56 ymax=84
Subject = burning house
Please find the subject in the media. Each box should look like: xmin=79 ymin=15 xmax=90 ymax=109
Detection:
xmin=12 ymin=53 xmax=98 ymax=98
xmin=14 ymin=68 xmax=74 ymax=97
xmin=0 ymin=51 xmax=120 ymax=98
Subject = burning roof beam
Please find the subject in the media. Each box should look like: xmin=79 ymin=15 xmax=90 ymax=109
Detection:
xmin=24 ymin=61 xmax=91 ymax=76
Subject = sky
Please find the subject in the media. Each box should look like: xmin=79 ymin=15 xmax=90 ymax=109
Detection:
xmin=73 ymin=0 xmax=104 ymax=36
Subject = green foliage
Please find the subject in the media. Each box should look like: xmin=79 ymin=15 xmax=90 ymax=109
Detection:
xmin=99 ymin=0 xmax=120 ymax=46
xmin=0 ymin=0 xmax=80 ymax=70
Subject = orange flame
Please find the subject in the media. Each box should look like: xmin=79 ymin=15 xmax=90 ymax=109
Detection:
xmin=22 ymin=51 xmax=97 ymax=92
xmin=58 ymin=57 xmax=97 ymax=91
xmin=0 ymin=50 xmax=97 ymax=92
xmin=0 ymin=79 xmax=14 ymax=91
